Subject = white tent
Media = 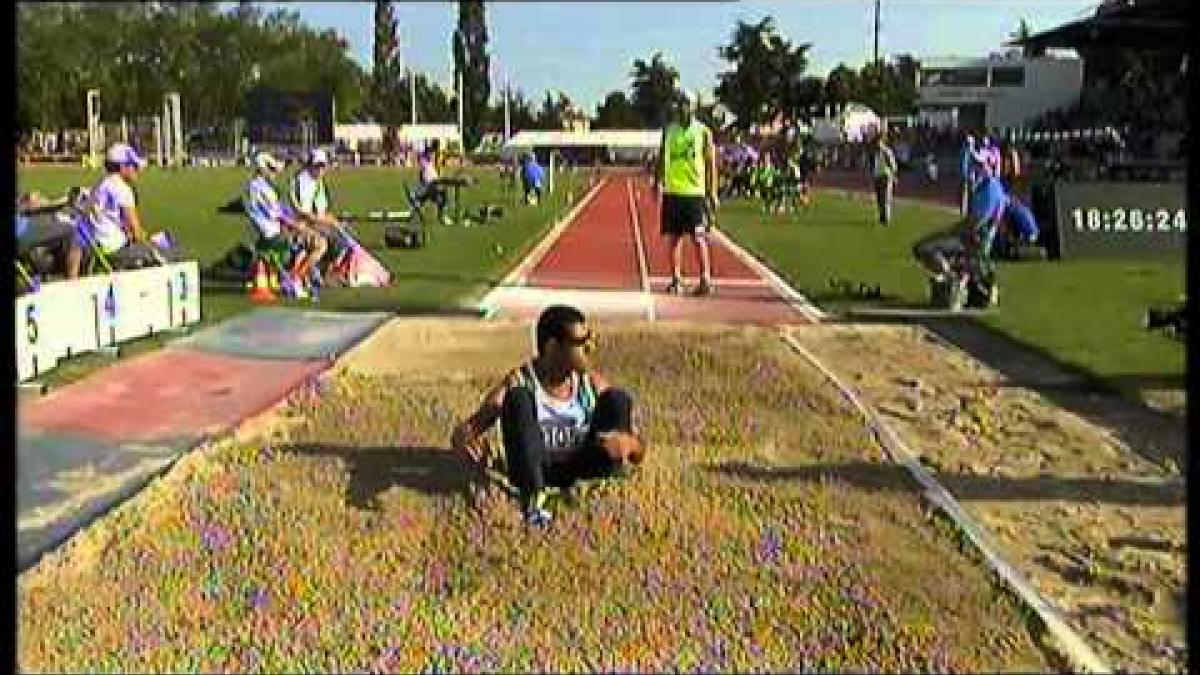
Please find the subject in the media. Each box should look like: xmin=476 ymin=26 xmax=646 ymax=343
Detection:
xmin=810 ymin=103 xmax=883 ymax=144
xmin=501 ymin=129 xmax=661 ymax=161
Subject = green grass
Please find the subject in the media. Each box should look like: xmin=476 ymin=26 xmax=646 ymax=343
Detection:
xmin=719 ymin=189 xmax=1186 ymax=404
xmin=17 ymin=164 xmax=588 ymax=386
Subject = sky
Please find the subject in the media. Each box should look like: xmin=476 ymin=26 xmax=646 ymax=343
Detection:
xmin=234 ymin=1 xmax=1098 ymax=111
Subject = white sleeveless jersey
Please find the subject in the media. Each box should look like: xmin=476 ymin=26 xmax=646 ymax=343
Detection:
xmin=516 ymin=363 xmax=597 ymax=461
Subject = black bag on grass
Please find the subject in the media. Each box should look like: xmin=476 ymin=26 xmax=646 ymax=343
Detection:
xmin=204 ymin=242 xmax=258 ymax=281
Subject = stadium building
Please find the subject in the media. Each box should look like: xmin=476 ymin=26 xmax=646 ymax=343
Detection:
xmin=915 ymin=54 xmax=1083 ymax=132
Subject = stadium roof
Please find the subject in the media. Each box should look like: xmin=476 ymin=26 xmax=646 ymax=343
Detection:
xmin=1011 ymin=0 xmax=1188 ymax=51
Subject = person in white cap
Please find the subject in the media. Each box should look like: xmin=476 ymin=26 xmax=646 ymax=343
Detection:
xmin=245 ymin=151 xmax=327 ymax=298
xmin=289 ymin=147 xmax=341 ymax=234
xmin=68 ymin=142 xmax=171 ymax=277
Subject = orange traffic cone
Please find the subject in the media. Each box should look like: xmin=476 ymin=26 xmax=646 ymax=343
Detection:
xmin=248 ymin=260 xmax=277 ymax=302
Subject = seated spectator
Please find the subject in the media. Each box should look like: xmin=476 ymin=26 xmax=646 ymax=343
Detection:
xmin=410 ymin=140 xmax=452 ymax=225
xmin=519 ymin=152 xmax=545 ymax=205
xmin=16 ymin=191 xmax=82 ymax=281
xmin=69 ymin=143 xmax=177 ymax=278
xmin=246 ymin=151 xmax=328 ymax=299
xmin=289 ymin=147 xmax=342 ymax=235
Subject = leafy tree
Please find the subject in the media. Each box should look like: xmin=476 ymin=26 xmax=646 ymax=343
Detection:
xmin=715 ymin=17 xmax=813 ymax=130
xmin=823 ymin=64 xmax=858 ymax=112
xmin=16 ymin=2 xmax=366 ymax=134
xmin=593 ymin=90 xmax=641 ymax=129
xmin=629 ymin=52 xmax=679 ymax=127
xmin=832 ymin=56 xmax=918 ymax=117
xmin=534 ymin=91 xmax=574 ymax=130
xmin=453 ymin=0 xmax=491 ymax=151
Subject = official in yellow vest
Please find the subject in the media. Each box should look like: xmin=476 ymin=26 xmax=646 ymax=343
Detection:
xmin=654 ymin=90 xmax=719 ymax=296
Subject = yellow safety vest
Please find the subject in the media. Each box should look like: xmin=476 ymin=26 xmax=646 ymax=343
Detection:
xmin=662 ymin=121 xmax=709 ymax=196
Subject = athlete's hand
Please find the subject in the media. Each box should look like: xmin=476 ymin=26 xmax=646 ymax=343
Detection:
xmin=597 ymin=431 xmax=642 ymax=463
xmin=451 ymin=422 xmax=490 ymax=469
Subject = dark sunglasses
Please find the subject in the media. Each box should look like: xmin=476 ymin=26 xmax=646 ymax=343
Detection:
xmin=560 ymin=331 xmax=596 ymax=351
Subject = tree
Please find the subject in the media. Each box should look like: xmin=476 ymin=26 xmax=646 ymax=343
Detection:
xmin=1009 ymin=18 xmax=1045 ymax=57
xmin=833 ymin=57 xmax=918 ymax=117
xmin=453 ymin=0 xmax=491 ymax=152
xmin=370 ymin=0 xmax=403 ymax=124
xmin=787 ymin=76 xmax=825 ymax=121
xmin=823 ymin=64 xmax=857 ymax=112
xmin=534 ymin=91 xmax=573 ymax=130
xmin=503 ymin=89 xmax=538 ymax=132
xmin=629 ymin=52 xmax=679 ymax=127
xmin=16 ymin=3 xmax=368 ymax=135
xmin=715 ymin=17 xmax=813 ymax=130
xmin=593 ymin=90 xmax=641 ymax=129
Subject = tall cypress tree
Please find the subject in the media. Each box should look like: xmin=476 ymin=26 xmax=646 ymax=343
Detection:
xmin=453 ymin=0 xmax=491 ymax=152
xmin=371 ymin=0 xmax=401 ymax=124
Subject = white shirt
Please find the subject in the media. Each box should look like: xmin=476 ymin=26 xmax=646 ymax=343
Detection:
xmin=290 ymin=169 xmax=328 ymax=217
xmin=872 ymin=145 xmax=897 ymax=180
xmin=244 ymin=175 xmax=285 ymax=239
xmin=82 ymin=174 xmax=134 ymax=252
xmin=516 ymin=363 xmax=596 ymax=462
xmin=419 ymin=153 xmax=438 ymax=185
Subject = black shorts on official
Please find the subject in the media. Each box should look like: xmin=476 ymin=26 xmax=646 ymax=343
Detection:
xmin=661 ymin=193 xmax=707 ymax=236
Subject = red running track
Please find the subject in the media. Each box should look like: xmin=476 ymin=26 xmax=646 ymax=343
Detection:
xmin=527 ymin=178 xmax=642 ymax=290
xmin=498 ymin=174 xmax=816 ymax=325
xmin=628 ymin=175 xmax=759 ymax=285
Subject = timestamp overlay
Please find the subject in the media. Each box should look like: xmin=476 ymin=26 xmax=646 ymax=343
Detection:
xmin=1053 ymin=182 xmax=1187 ymax=258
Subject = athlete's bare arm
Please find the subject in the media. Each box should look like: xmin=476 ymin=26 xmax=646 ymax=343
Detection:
xmin=704 ymin=128 xmax=719 ymax=214
xmin=588 ymin=371 xmax=645 ymax=464
xmin=451 ymin=368 xmax=521 ymax=466
xmin=653 ymin=129 xmax=667 ymax=192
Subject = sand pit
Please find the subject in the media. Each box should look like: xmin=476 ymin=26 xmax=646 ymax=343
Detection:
xmin=784 ymin=323 xmax=1187 ymax=673
xmin=18 ymin=320 xmax=1056 ymax=673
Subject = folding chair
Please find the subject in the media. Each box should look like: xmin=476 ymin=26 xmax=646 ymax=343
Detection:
xmin=74 ymin=221 xmax=115 ymax=276
xmin=16 ymin=260 xmax=37 ymax=294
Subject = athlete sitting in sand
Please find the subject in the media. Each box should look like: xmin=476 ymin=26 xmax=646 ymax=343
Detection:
xmin=451 ymin=305 xmax=645 ymax=527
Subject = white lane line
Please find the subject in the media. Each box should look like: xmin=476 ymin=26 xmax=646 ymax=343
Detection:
xmin=710 ymin=228 xmax=827 ymax=323
xmin=647 ymin=276 xmax=769 ymax=288
xmin=478 ymin=177 xmax=607 ymax=317
xmin=624 ymin=177 xmax=655 ymax=321
xmin=780 ymin=330 xmax=1113 ymax=675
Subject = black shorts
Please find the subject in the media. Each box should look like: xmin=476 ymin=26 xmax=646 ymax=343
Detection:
xmin=661 ymin=194 xmax=707 ymax=236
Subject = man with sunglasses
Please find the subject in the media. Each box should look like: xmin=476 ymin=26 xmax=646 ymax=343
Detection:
xmin=451 ymin=305 xmax=645 ymax=527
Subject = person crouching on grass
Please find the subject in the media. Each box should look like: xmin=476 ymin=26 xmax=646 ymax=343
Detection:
xmin=451 ymin=305 xmax=645 ymax=528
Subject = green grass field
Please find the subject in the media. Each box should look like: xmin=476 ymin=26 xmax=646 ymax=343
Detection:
xmin=18 ymin=166 xmax=1185 ymax=406
xmin=17 ymin=164 xmax=590 ymax=385
xmin=718 ymin=190 xmax=1186 ymax=405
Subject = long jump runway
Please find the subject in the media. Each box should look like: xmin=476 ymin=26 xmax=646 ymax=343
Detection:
xmin=481 ymin=175 xmax=823 ymax=324
xmin=16 ymin=309 xmax=389 ymax=571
